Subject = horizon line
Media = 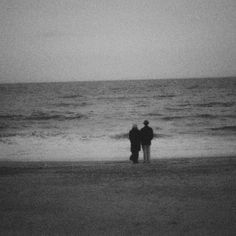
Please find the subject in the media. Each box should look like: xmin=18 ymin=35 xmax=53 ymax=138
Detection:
xmin=0 ymin=76 xmax=235 ymax=85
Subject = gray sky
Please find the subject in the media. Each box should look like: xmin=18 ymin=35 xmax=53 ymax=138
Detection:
xmin=0 ymin=0 xmax=235 ymax=83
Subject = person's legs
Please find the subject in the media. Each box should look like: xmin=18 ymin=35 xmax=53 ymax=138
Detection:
xmin=142 ymin=145 xmax=145 ymax=162
xmin=133 ymin=151 xmax=139 ymax=163
xmin=142 ymin=145 xmax=147 ymax=163
xmin=147 ymin=145 xmax=151 ymax=163
xmin=130 ymin=153 xmax=133 ymax=161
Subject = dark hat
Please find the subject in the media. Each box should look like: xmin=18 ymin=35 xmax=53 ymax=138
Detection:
xmin=143 ymin=120 xmax=149 ymax=125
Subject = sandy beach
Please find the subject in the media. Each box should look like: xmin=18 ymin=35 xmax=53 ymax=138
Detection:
xmin=0 ymin=156 xmax=235 ymax=235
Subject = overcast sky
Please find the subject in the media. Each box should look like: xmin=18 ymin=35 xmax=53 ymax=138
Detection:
xmin=0 ymin=0 xmax=235 ymax=83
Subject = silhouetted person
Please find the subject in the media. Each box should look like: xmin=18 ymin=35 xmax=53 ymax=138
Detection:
xmin=140 ymin=120 xmax=153 ymax=163
xmin=129 ymin=124 xmax=141 ymax=164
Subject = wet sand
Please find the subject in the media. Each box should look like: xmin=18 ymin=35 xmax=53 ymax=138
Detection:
xmin=0 ymin=156 xmax=236 ymax=235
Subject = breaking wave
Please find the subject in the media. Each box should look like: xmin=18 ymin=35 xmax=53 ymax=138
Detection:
xmin=146 ymin=113 xmax=163 ymax=117
xmin=55 ymin=102 xmax=89 ymax=107
xmin=0 ymin=115 xmax=25 ymax=120
xmin=61 ymin=94 xmax=83 ymax=99
xmin=110 ymin=133 xmax=129 ymax=139
xmin=154 ymin=94 xmax=176 ymax=98
xmin=210 ymin=126 xmax=236 ymax=132
xmin=161 ymin=116 xmax=185 ymax=121
xmin=195 ymin=102 xmax=234 ymax=108
xmin=0 ymin=111 xmax=86 ymax=121
xmin=196 ymin=114 xmax=217 ymax=119
xmin=161 ymin=114 xmax=217 ymax=121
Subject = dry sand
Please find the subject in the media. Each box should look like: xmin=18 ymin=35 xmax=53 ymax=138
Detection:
xmin=0 ymin=156 xmax=236 ymax=235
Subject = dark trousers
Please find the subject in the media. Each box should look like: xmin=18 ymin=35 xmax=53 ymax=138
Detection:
xmin=130 ymin=151 xmax=139 ymax=163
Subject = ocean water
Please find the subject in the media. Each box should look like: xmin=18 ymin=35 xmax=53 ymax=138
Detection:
xmin=0 ymin=77 xmax=236 ymax=161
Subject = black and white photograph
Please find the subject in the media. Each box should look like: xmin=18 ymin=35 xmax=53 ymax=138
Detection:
xmin=0 ymin=0 xmax=236 ymax=235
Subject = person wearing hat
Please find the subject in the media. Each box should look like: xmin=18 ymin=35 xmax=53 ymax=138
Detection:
xmin=129 ymin=124 xmax=141 ymax=164
xmin=140 ymin=120 xmax=153 ymax=163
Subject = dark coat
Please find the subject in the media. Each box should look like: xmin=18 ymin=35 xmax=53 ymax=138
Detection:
xmin=129 ymin=128 xmax=141 ymax=152
xmin=140 ymin=125 xmax=153 ymax=145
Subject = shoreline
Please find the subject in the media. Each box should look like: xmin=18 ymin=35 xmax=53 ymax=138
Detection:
xmin=0 ymin=154 xmax=235 ymax=167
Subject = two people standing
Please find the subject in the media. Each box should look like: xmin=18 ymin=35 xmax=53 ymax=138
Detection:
xmin=129 ymin=120 xmax=153 ymax=164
